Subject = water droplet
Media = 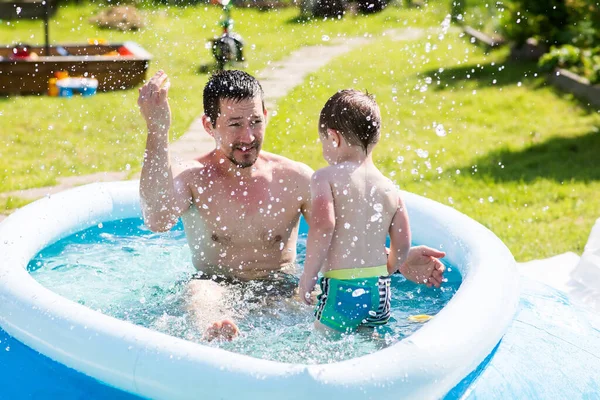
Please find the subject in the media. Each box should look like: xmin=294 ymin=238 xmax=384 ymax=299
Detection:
xmin=435 ymin=124 xmax=447 ymax=137
xmin=344 ymin=223 xmax=351 ymax=229
xmin=321 ymin=35 xmax=330 ymax=42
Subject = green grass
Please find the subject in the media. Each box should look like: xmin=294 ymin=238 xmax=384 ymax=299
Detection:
xmin=265 ymin=33 xmax=600 ymax=261
xmin=0 ymin=2 xmax=444 ymax=192
xmin=1 ymin=195 xmax=31 ymax=213
xmin=454 ymin=0 xmax=504 ymax=37
xmin=3 ymin=2 xmax=599 ymax=261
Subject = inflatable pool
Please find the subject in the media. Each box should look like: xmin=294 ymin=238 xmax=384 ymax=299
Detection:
xmin=0 ymin=180 xmax=520 ymax=398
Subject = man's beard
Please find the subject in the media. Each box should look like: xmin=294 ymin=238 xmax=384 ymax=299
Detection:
xmin=226 ymin=141 xmax=261 ymax=168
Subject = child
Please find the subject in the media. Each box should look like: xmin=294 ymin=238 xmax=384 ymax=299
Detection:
xmin=298 ymin=89 xmax=411 ymax=334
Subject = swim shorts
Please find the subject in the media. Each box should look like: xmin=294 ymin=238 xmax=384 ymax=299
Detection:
xmin=191 ymin=269 xmax=298 ymax=299
xmin=314 ymin=265 xmax=391 ymax=333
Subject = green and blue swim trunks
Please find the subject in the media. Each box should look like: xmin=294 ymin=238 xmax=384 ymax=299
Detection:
xmin=314 ymin=265 xmax=391 ymax=333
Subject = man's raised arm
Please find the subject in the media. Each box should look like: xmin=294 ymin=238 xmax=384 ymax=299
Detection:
xmin=138 ymin=71 xmax=192 ymax=232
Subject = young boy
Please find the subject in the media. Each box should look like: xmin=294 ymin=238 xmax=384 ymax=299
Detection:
xmin=298 ymin=89 xmax=411 ymax=334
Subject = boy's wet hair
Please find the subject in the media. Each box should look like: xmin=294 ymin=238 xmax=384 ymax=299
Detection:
xmin=319 ymin=89 xmax=381 ymax=153
xmin=203 ymin=70 xmax=265 ymax=127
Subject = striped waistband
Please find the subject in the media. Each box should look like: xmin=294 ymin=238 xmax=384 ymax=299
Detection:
xmin=323 ymin=265 xmax=388 ymax=280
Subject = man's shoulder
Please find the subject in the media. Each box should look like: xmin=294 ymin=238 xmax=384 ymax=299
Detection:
xmin=262 ymin=151 xmax=313 ymax=178
xmin=172 ymin=153 xmax=216 ymax=180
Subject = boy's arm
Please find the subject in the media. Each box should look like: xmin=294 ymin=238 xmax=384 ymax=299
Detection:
xmin=298 ymin=170 xmax=335 ymax=305
xmin=387 ymin=194 xmax=411 ymax=275
xmin=296 ymin=162 xmax=315 ymax=225
xmin=400 ymin=246 xmax=446 ymax=287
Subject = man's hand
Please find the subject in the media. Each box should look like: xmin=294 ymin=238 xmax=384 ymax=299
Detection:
xmin=138 ymin=70 xmax=171 ymax=133
xmin=400 ymin=246 xmax=446 ymax=288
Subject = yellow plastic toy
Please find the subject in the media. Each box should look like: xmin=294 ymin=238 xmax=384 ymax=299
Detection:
xmin=408 ymin=314 xmax=433 ymax=323
xmin=87 ymin=38 xmax=107 ymax=45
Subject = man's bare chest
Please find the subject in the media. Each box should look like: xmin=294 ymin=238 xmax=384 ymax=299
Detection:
xmin=189 ymin=183 xmax=301 ymax=246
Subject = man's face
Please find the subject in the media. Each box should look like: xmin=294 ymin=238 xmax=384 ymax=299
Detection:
xmin=214 ymin=96 xmax=266 ymax=168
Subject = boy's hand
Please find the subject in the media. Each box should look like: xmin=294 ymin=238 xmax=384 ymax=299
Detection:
xmin=298 ymin=274 xmax=317 ymax=305
xmin=400 ymin=246 xmax=446 ymax=288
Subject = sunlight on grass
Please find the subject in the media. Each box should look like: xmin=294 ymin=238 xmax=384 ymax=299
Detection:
xmin=1 ymin=195 xmax=31 ymax=212
xmin=3 ymin=3 xmax=598 ymax=261
xmin=266 ymin=32 xmax=600 ymax=261
xmin=0 ymin=2 xmax=444 ymax=192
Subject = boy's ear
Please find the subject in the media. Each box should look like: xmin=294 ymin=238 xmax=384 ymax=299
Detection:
xmin=327 ymin=128 xmax=341 ymax=145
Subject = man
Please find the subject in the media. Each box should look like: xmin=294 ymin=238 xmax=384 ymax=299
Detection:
xmin=138 ymin=70 xmax=445 ymax=341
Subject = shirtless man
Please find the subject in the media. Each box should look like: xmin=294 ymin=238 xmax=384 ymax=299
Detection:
xmin=138 ymin=70 xmax=445 ymax=341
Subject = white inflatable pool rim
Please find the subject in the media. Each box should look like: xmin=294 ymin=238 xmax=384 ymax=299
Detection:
xmin=0 ymin=181 xmax=519 ymax=399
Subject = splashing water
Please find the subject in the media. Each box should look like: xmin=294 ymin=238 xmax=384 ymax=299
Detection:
xmin=29 ymin=219 xmax=461 ymax=364
xmin=439 ymin=14 xmax=452 ymax=40
xmin=435 ymin=124 xmax=447 ymax=137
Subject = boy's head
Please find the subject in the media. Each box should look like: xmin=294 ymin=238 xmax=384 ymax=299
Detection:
xmin=203 ymin=70 xmax=265 ymax=127
xmin=319 ymin=89 xmax=381 ymax=153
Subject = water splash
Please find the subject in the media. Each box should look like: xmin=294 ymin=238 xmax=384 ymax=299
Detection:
xmin=29 ymin=219 xmax=461 ymax=364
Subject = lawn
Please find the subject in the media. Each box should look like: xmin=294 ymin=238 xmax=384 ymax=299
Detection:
xmin=266 ymin=30 xmax=600 ymax=261
xmin=2 ymin=2 xmax=599 ymax=261
xmin=0 ymin=1 xmax=444 ymax=193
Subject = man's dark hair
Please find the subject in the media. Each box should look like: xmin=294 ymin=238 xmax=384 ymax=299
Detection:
xmin=319 ymin=89 xmax=381 ymax=153
xmin=203 ymin=70 xmax=265 ymax=127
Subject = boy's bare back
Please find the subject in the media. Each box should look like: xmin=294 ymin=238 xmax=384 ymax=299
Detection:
xmin=316 ymin=161 xmax=400 ymax=273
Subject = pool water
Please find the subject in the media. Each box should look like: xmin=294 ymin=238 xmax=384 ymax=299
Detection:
xmin=28 ymin=218 xmax=461 ymax=364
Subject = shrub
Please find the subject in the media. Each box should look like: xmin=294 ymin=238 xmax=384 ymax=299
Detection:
xmin=357 ymin=0 xmax=389 ymax=14
xmin=539 ymin=44 xmax=600 ymax=84
xmin=499 ymin=0 xmax=569 ymax=46
xmin=299 ymin=0 xmax=347 ymax=17
xmin=500 ymin=0 xmax=600 ymax=48
xmin=565 ymin=0 xmax=600 ymax=47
